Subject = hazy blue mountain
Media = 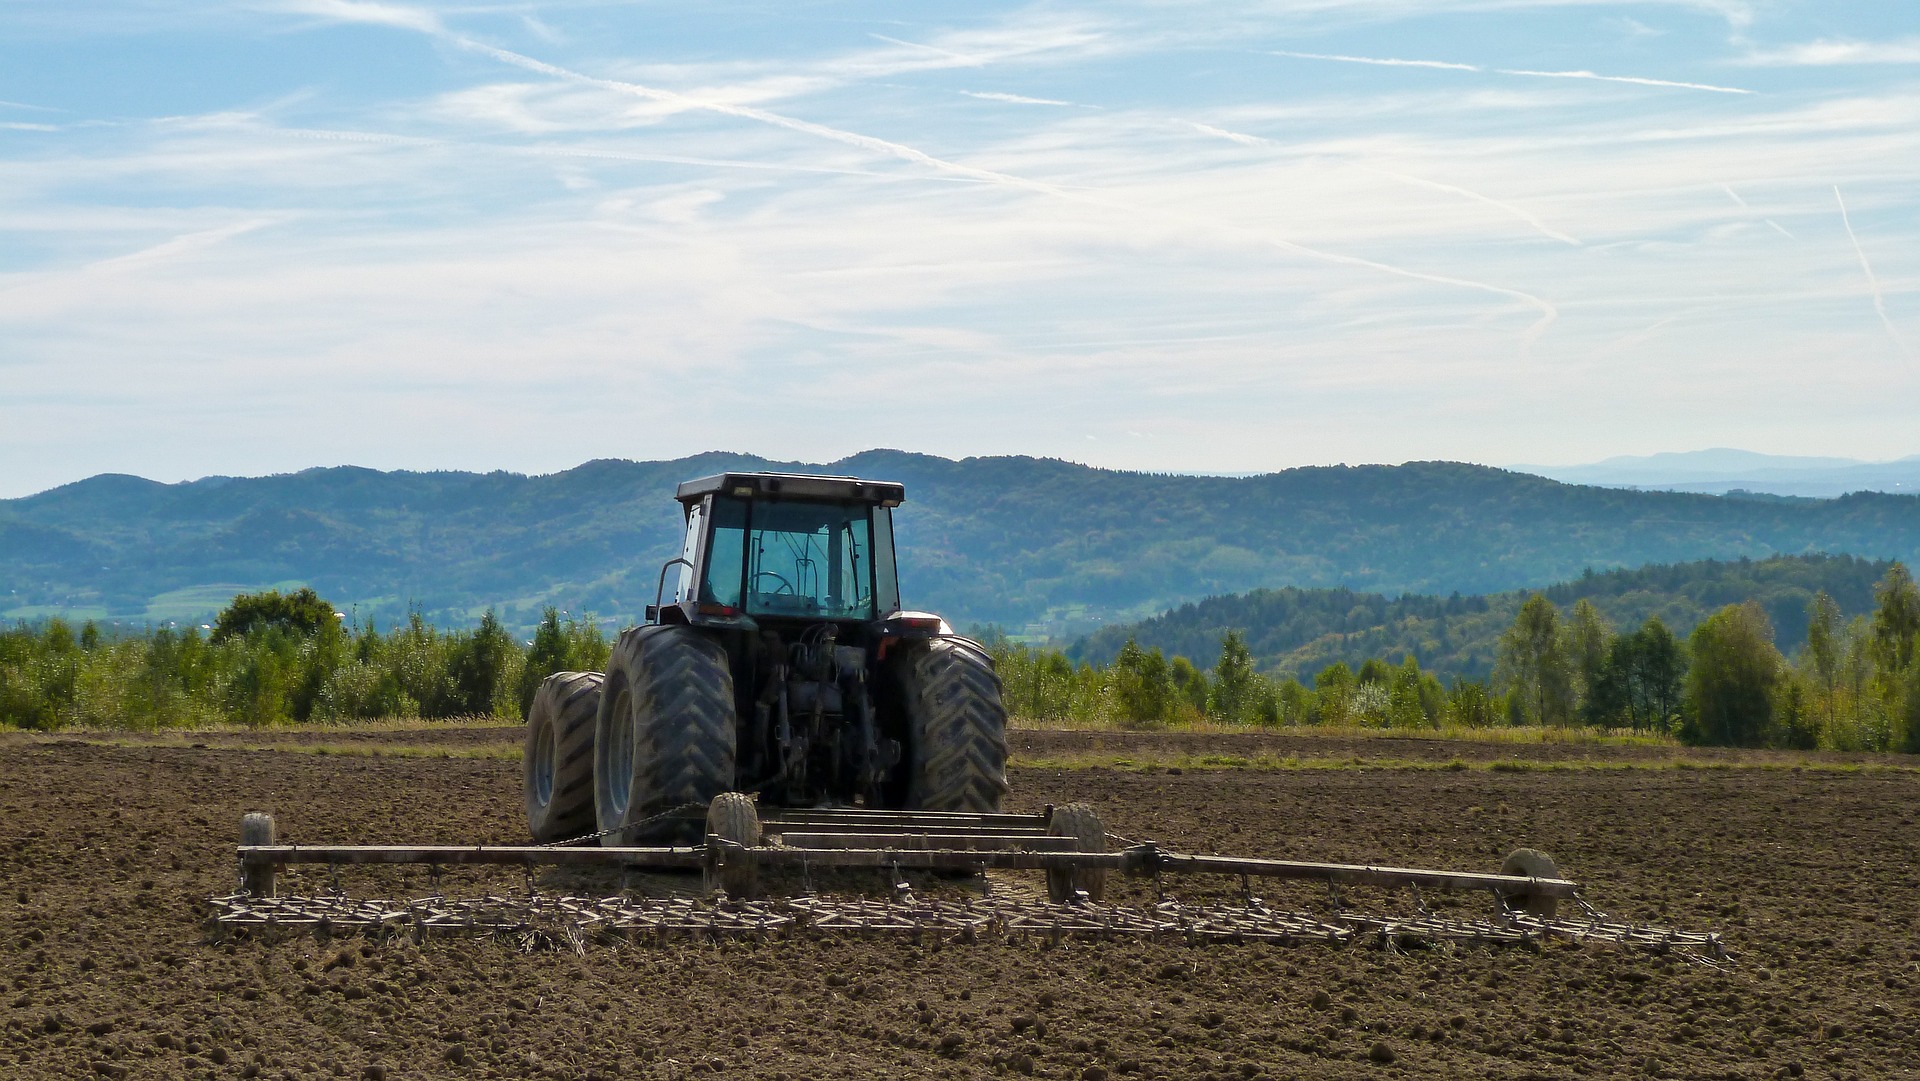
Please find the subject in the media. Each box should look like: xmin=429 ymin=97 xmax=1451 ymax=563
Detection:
xmin=1068 ymin=554 xmax=1893 ymax=682
xmin=1516 ymin=448 xmax=1920 ymax=498
xmin=3 ymin=452 xmax=1918 ymax=637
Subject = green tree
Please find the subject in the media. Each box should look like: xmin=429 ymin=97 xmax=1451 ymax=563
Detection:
xmin=1209 ymin=630 xmax=1257 ymax=723
xmin=1590 ymin=617 xmax=1686 ymax=730
xmin=1445 ymin=678 xmax=1500 ymax=727
xmin=1274 ymin=678 xmax=1312 ymax=726
xmin=1170 ymin=656 xmax=1210 ymax=717
xmin=1683 ymin=602 xmax=1783 ymax=747
xmin=1312 ymin=662 xmax=1354 ymax=725
xmin=1903 ymin=657 xmax=1920 ymax=754
xmin=1871 ymin=563 xmax=1920 ymax=677
xmin=513 ymin=607 xmax=611 ymax=718
xmin=1497 ymin=594 xmax=1574 ymax=726
xmin=518 ymin=606 xmax=573 ymax=716
xmin=1566 ymin=599 xmax=1612 ymax=713
xmin=1386 ymin=655 xmax=1427 ymax=729
xmin=1772 ymin=674 xmax=1819 ymax=750
xmin=1635 ymin=617 xmax=1687 ymax=729
xmin=446 ymin=609 xmax=515 ymax=716
xmin=1804 ymin=591 xmax=1843 ymax=729
xmin=1112 ymin=638 xmax=1174 ymax=727
xmin=212 ymin=588 xmax=338 ymax=642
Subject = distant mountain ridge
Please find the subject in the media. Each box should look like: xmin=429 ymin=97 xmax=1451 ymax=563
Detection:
xmin=3 ymin=451 xmax=1919 ymax=635
xmin=1516 ymin=448 xmax=1920 ymax=498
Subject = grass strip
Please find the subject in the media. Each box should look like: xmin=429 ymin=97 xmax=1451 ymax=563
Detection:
xmin=1011 ymin=751 xmax=1920 ymax=775
xmin=9 ymin=733 xmax=520 ymax=760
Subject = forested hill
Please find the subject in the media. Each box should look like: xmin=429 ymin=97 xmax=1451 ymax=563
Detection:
xmin=1068 ymin=554 xmax=1895 ymax=681
xmin=3 ymin=451 xmax=1919 ymax=635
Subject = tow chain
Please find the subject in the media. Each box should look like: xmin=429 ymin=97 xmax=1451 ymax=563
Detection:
xmin=535 ymin=802 xmax=707 ymax=848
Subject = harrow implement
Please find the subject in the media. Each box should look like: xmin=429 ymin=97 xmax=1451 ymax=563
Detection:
xmin=220 ymin=800 xmax=1724 ymax=962
xmin=233 ymin=803 xmax=1577 ymax=913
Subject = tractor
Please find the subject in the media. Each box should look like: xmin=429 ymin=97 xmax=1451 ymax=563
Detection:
xmin=522 ymin=471 xmax=1008 ymax=846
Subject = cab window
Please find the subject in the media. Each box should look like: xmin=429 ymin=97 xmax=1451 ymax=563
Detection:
xmin=703 ymin=497 xmax=875 ymax=618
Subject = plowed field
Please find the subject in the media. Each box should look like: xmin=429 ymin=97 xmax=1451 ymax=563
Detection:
xmin=3 ymin=726 xmax=1916 ymax=1080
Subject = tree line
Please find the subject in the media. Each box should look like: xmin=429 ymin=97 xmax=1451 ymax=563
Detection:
xmin=992 ymin=563 xmax=1920 ymax=750
xmin=0 ymin=589 xmax=608 ymax=730
xmin=1069 ymin=553 xmax=1892 ymax=684
xmin=5 ymin=566 xmax=1917 ymax=751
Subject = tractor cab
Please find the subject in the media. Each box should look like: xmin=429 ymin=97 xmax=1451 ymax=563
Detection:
xmin=649 ymin=471 xmax=906 ymax=629
xmin=635 ymin=471 xmax=966 ymax=808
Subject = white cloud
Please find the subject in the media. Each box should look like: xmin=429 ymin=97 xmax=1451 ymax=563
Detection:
xmin=1739 ymin=38 xmax=1920 ymax=66
xmin=270 ymin=0 xmax=444 ymax=34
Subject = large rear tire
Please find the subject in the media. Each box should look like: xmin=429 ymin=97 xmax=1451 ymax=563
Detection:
xmin=523 ymin=670 xmax=603 ymax=843
xmin=897 ymin=636 xmax=1008 ymax=812
xmin=594 ymin=626 xmax=736 ymax=845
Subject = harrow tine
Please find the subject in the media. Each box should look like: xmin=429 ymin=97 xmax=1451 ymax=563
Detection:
xmin=206 ymin=890 xmax=1721 ymax=962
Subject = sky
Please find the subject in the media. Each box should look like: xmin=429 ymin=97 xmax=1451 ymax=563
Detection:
xmin=1 ymin=1 xmax=1916 ymax=499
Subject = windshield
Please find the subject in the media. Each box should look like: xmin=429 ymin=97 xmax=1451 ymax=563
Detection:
xmin=702 ymin=497 xmax=876 ymax=619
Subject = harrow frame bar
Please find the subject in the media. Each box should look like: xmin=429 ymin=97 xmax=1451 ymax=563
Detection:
xmin=232 ymin=807 xmax=1579 ymax=901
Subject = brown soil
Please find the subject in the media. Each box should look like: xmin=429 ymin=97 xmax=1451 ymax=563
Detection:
xmin=2 ymin=726 xmax=1915 ymax=1080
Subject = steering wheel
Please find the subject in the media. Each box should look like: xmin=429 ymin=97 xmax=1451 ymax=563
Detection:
xmin=753 ymin=570 xmax=796 ymax=595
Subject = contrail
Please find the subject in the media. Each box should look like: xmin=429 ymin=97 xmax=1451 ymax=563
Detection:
xmin=1834 ymin=185 xmax=1910 ymax=355
xmin=463 ymin=39 xmax=1557 ymax=340
xmin=1722 ymin=184 xmax=1796 ymax=239
xmin=1496 ymin=67 xmax=1752 ymax=95
xmin=275 ymin=124 xmax=990 ymax=183
xmin=1271 ymin=50 xmax=1751 ymax=94
xmin=961 ymin=90 xmax=1076 ymax=106
xmin=88 ymin=219 xmax=278 ymax=273
xmin=1249 ymin=230 xmax=1559 ymax=347
xmin=457 ymin=39 xmax=1076 ymax=199
xmin=1185 ymin=120 xmax=1271 ymax=147
xmin=1364 ymin=167 xmax=1580 ymax=246
xmin=279 ymin=4 xmax=1562 ymax=349
xmin=869 ymin=33 xmax=983 ymax=66
xmin=1182 ymin=122 xmax=1578 ymax=247
xmin=1272 ymin=50 xmax=1479 ymax=72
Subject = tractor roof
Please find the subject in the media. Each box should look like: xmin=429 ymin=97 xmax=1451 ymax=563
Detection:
xmin=675 ymin=471 xmax=906 ymax=507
